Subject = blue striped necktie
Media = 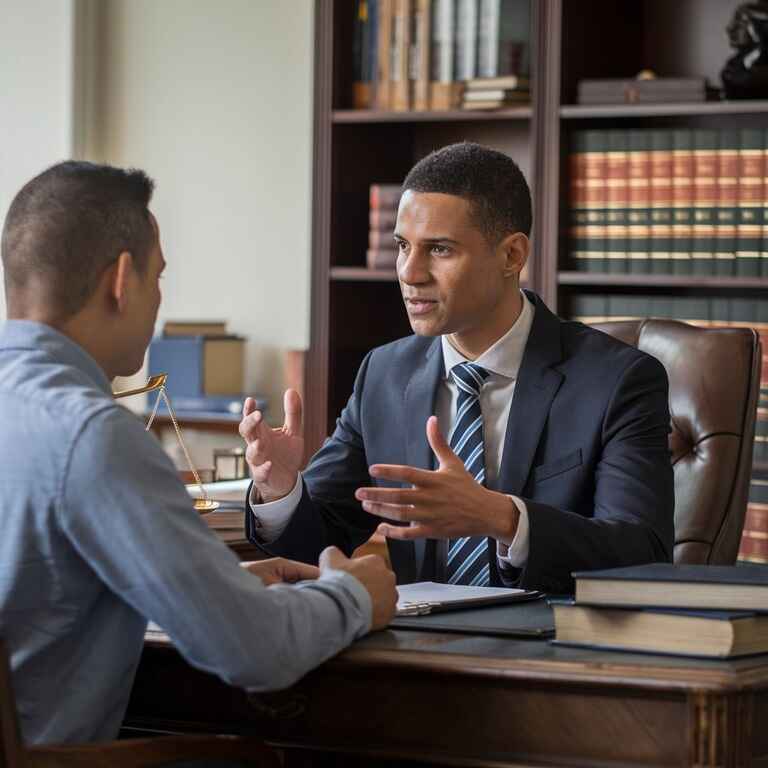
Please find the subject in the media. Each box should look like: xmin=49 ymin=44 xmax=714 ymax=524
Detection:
xmin=446 ymin=361 xmax=491 ymax=587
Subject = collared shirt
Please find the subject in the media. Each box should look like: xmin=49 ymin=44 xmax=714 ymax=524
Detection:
xmin=0 ymin=320 xmax=371 ymax=746
xmin=252 ymin=293 xmax=535 ymax=569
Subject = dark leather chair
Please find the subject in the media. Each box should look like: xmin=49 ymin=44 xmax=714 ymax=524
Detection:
xmin=593 ymin=319 xmax=761 ymax=565
xmin=0 ymin=638 xmax=279 ymax=767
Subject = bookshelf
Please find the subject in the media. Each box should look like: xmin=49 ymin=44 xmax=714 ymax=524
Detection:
xmin=307 ymin=0 xmax=767 ymax=562
xmin=305 ymin=0 xmax=543 ymax=454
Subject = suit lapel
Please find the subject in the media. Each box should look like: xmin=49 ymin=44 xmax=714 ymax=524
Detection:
xmin=402 ymin=338 xmax=443 ymax=581
xmin=497 ymin=291 xmax=565 ymax=496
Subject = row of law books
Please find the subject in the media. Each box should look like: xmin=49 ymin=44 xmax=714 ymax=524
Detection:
xmin=569 ymin=292 xmax=768 ymax=564
xmin=568 ymin=128 xmax=768 ymax=276
xmin=552 ymin=564 xmax=768 ymax=658
xmin=353 ymin=0 xmax=530 ymax=111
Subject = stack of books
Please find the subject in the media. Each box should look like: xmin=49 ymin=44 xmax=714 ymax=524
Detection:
xmin=552 ymin=564 xmax=768 ymax=658
xmin=460 ymin=74 xmax=530 ymax=110
xmin=368 ymin=183 xmax=401 ymax=269
xmin=352 ymin=0 xmax=530 ymax=112
xmin=568 ymin=292 xmax=768 ymax=564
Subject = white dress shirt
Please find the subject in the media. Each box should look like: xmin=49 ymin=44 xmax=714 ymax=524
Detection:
xmin=250 ymin=292 xmax=535 ymax=570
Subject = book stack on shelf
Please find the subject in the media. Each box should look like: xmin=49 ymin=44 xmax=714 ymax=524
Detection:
xmin=367 ymin=183 xmax=401 ymax=269
xmin=568 ymin=127 xmax=767 ymax=276
xmin=576 ymin=76 xmax=706 ymax=106
xmin=551 ymin=564 xmax=768 ymax=659
xmin=461 ymin=73 xmax=529 ymax=110
xmin=352 ymin=0 xmax=530 ymax=112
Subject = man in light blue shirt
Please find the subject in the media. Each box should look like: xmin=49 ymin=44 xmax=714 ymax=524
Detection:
xmin=0 ymin=161 xmax=397 ymax=746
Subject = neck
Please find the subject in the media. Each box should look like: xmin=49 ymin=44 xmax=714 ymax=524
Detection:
xmin=58 ymin=310 xmax=117 ymax=380
xmin=448 ymin=290 xmax=523 ymax=360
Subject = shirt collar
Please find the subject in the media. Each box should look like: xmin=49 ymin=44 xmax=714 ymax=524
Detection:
xmin=0 ymin=320 xmax=113 ymax=395
xmin=441 ymin=291 xmax=535 ymax=381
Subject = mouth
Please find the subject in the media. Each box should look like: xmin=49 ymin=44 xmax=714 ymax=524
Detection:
xmin=404 ymin=298 xmax=438 ymax=316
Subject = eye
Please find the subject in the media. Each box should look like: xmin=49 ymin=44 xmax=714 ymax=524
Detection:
xmin=431 ymin=244 xmax=451 ymax=256
xmin=395 ymin=238 xmax=409 ymax=253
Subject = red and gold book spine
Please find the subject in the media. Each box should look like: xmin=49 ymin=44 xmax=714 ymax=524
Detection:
xmin=715 ymin=129 xmax=739 ymax=277
xmin=627 ymin=130 xmax=651 ymax=274
xmin=671 ymin=129 xmax=693 ymax=274
xmin=605 ymin=130 xmax=629 ymax=274
xmin=649 ymin=130 xmax=674 ymax=274
xmin=740 ymin=503 xmax=768 ymax=563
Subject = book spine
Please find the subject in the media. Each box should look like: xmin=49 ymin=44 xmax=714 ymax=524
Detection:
xmin=569 ymin=294 xmax=609 ymax=324
xmin=715 ymin=128 xmax=739 ymax=277
xmin=763 ymin=127 xmax=768 ymax=276
xmin=376 ymin=0 xmax=393 ymax=109
xmin=391 ymin=0 xmax=413 ymax=110
xmin=370 ymin=183 xmax=402 ymax=209
xmin=736 ymin=128 xmax=764 ymax=276
xmin=627 ymin=130 xmax=651 ymax=274
xmin=352 ymin=0 xmax=372 ymax=108
xmin=455 ymin=0 xmax=478 ymax=81
xmin=569 ymin=131 xmax=606 ymax=272
xmin=370 ymin=208 xmax=398 ymax=229
xmin=367 ymin=248 xmax=399 ymax=269
xmin=369 ymin=229 xmax=397 ymax=248
xmin=671 ymin=129 xmax=693 ymax=275
xmin=649 ymin=130 xmax=673 ymax=274
xmin=691 ymin=129 xmax=718 ymax=276
xmin=477 ymin=0 xmax=500 ymax=78
xmin=740 ymin=475 xmax=768 ymax=562
xmin=413 ymin=0 xmax=431 ymax=110
xmin=429 ymin=0 xmax=460 ymax=109
xmin=605 ymin=130 xmax=629 ymax=274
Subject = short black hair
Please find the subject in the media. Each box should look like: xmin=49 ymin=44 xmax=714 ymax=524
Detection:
xmin=1 ymin=160 xmax=156 ymax=320
xmin=402 ymin=142 xmax=532 ymax=242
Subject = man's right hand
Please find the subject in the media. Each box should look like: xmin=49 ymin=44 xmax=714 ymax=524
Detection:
xmin=319 ymin=546 xmax=397 ymax=631
xmin=240 ymin=389 xmax=305 ymax=503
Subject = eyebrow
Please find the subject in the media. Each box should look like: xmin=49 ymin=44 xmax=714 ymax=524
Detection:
xmin=393 ymin=234 xmax=460 ymax=244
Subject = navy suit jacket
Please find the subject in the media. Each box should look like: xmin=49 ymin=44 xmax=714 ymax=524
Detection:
xmin=246 ymin=291 xmax=674 ymax=593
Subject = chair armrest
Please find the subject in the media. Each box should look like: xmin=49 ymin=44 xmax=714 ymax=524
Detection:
xmin=27 ymin=734 xmax=279 ymax=768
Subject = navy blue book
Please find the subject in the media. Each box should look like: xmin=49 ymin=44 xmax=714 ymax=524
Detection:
xmin=572 ymin=564 xmax=768 ymax=612
xmin=550 ymin=599 xmax=768 ymax=658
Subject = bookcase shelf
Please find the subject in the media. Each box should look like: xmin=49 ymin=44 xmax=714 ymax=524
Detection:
xmin=558 ymin=273 xmax=768 ymax=290
xmin=560 ymin=100 xmax=768 ymax=119
xmin=332 ymin=107 xmax=533 ymax=124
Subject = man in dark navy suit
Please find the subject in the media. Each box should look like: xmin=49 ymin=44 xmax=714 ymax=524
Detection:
xmin=240 ymin=142 xmax=674 ymax=594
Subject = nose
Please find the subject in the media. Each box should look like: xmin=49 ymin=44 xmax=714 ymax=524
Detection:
xmin=398 ymin=246 xmax=430 ymax=285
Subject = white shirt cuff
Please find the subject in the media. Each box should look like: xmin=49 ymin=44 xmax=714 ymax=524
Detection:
xmin=496 ymin=495 xmax=530 ymax=569
xmin=248 ymin=473 xmax=303 ymax=544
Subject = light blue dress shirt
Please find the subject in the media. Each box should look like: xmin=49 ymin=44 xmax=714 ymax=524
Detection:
xmin=0 ymin=321 xmax=371 ymax=745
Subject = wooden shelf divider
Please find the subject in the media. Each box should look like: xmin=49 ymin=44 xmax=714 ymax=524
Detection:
xmin=332 ymin=107 xmax=533 ymax=124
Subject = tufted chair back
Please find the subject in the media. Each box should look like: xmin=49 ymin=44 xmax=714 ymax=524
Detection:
xmin=592 ymin=319 xmax=761 ymax=565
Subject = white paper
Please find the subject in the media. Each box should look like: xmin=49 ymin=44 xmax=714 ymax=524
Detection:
xmin=396 ymin=581 xmax=525 ymax=614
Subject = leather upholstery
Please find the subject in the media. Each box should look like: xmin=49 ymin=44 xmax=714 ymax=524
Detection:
xmin=592 ymin=320 xmax=761 ymax=565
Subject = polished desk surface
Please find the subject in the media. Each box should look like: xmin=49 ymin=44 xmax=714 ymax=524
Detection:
xmin=130 ymin=610 xmax=768 ymax=768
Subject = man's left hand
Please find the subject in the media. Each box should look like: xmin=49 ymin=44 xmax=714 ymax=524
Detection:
xmin=241 ymin=558 xmax=320 ymax=586
xmin=355 ymin=416 xmax=519 ymax=542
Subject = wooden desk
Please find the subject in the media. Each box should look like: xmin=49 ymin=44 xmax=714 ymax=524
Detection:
xmin=126 ymin=623 xmax=768 ymax=767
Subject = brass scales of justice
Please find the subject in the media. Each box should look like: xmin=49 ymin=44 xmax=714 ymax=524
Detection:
xmin=112 ymin=374 xmax=219 ymax=513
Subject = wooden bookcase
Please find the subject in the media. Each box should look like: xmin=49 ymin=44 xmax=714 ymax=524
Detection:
xmin=305 ymin=0 xmax=768 ymax=458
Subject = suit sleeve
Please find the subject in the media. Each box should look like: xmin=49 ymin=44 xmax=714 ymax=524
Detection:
xmin=499 ymin=354 xmax=674 ymax=593
xmin=246 ymin=351 xmax=380 ymax=565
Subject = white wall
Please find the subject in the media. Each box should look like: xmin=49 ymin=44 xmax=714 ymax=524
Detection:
xmin=0 ymin=0 xmax=76 ymax=320
xmin=92 ymin=0 xmax=315 ymax=416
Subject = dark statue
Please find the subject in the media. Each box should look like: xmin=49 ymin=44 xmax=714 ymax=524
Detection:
xmin=721 ymin=1 xmax=768 ymax=98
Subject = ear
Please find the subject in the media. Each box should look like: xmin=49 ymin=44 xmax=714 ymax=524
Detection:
xmin=499 ymin=231 xmax=530 ymax=279
xmin=107 ymin=251 xmax=135 ymax=313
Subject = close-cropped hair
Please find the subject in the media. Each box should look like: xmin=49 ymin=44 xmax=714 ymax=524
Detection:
xmin=402 ymin=141 xmax=532 ymax=242
xmin=1 ymin=161 xmax=156 ymax=320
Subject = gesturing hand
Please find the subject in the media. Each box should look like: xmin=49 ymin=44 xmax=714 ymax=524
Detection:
xmin=354 ymin=416 xmax=519 ymax=542
xmin=239 ymin=389 xmax=304 ymax=503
